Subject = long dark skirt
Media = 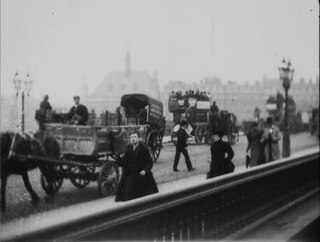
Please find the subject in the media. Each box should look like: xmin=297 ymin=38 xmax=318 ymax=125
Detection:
xmin=115 ymin=172 xmax=158 ymax=202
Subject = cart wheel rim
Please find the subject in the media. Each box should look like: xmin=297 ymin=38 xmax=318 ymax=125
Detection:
xmin=195 ymin=126 xmax=204 ymax=144
xmin=98 ymin=163 xmax=119 ymax=197
xmin=70 ymin=166 xmax=95 ymax=189
xmin=146 ymin=130 xmax=162 ymax=162
xmin=40 ymin=165 xmax=63 ymax=195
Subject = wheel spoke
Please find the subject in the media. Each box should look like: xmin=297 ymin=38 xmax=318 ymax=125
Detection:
xmin=98 ymin=163 xmax=119 ymax=197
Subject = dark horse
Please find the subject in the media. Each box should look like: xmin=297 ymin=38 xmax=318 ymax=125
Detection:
xmin=1 ymin=131 xmax=60 ymax=211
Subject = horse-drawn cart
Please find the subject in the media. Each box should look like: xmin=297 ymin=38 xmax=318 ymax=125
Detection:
xmin=39 ymin=93 xmax=165 ymax=198
xmin=39 ymin=124 xmax=126 ymax=197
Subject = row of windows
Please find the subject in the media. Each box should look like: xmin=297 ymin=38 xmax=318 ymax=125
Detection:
xmin=108 ymin=83 xmax=140 ymax=92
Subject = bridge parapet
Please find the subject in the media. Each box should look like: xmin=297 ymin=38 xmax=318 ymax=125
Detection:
xmin=2 ymin=148 xmax=319 ymax=241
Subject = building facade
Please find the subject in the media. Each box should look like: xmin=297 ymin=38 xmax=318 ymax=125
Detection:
xmin=85 ymin=51 xmax=160 ymax=114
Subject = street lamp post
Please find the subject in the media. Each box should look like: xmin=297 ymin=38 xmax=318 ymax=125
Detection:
xmin=278 ymin=58 xmax=294 ymax=158
xmin=13 ymin=72 xmax=33 ymax=133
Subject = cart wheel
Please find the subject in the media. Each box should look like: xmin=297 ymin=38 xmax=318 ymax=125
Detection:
xmin=146 ymin=130 xmax=162 ymax=162
xmin=70 ymin=166 xmax=95 ymax=189
xmin=40 ymin=165 xmax=63 ymax=196
xmin=195 ymin=126 xmax=204 ymax=144
xmin=205 ymin=131 xmax=213 ymax=145
xmin=98 ymin=162 xmax=120 ymax=197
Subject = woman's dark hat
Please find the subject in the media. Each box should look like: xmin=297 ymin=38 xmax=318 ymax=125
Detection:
xmin=211 ymin=128 xmax=224 ymax=138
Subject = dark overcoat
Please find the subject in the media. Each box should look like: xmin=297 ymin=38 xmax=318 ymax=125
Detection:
xmin=40 ymin=100 xmax=52 ymax=111
xmin=68 ymin=104 xmax=88 ymax=125
xmin=208 ymin=139 xmax=234 ymax=179
xmin=176 ymin=128 xmax=189 ymax=150
xmin=246 ymin=127 xmax=265 ymax=166
xmin=115 ymin=143 xmax=158 ymax=202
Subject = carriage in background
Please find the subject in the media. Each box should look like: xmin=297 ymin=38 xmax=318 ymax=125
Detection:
xmin=169 ymin=92 xmax=211 ymax=144
xmin=120 ymin=93 xmax=166 ymax=161
xmin=211 ymin=110 xmax=239 ymax=145
xmin=168 ymin=92 xmax=238 ymax=145
xmin=40 ymin=93 xmax=165 ymax=198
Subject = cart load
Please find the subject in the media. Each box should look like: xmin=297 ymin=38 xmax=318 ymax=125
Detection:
xmin=45 ymin=123 xmax=148 ymax=158
xmin=120 ymin=93 xmax=166 ymax=162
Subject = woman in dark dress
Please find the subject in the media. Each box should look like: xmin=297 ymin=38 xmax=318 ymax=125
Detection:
xmin=115 ymin=131 xmax=158 ymax=202
xmin=207 ymin=130 xmax=234 ymax=179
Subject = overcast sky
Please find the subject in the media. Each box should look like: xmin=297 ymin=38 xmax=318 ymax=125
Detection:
xmin=1 ymin=0 xmax=318 ymax=105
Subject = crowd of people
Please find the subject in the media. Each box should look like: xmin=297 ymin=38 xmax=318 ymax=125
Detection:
xmin=170 ymin=89 xmax=210 ymax=101
xmin=34 ymin=94 xmax=281 ymax=204
xmin=115 ymin=115 xmax=283 ymax=202
xmin=246 ymin=117 xmax=281 ymax=167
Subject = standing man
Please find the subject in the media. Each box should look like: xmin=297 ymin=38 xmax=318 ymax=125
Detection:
xmin=207 ymin=130 xmax=234 ymax=179
xmin=173 ymin=120 xmax=195 ymax=172
xmin=40 ymin=95 xmax=52 ymax=111
xmin=246 ymin=121 xmax=265 ymax=167
xmin=68 ymin=96 xmax=88 ymax=125
xmin=115 ymin=131 xmax=158 ymax=202
xmin=261 ymin=117 xmax=281 ymax=162
xmin=35 ymin=95 xmax=52 ymax=131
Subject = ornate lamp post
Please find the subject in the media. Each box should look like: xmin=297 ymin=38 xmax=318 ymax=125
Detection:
xmin=278 ymin=58 xmax=294 ymax=158
xmin=13 ymin=72 xmax=33 ymax=133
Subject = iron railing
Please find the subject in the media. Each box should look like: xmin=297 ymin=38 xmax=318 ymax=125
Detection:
xmin=3 ymin=149 xmax=319 ymax=241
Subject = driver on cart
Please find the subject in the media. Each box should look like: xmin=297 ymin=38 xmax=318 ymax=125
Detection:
xmin=67 ymin=96 xmax=88 ymax=125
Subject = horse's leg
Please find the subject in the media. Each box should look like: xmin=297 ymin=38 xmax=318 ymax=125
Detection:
xmin=1 ymin=174 xmax=8 ymax=211
xmin=22 ymin=172 xmax=40 ymax=205
xmin=40 ymin=167 xmax=54 ymax=203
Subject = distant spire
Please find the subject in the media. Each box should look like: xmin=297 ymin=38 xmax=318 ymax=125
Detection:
xmin=125 ymin=47 xmax=131 ymax=76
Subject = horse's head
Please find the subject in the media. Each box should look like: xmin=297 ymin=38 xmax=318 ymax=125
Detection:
xmin=11 ymin=133 xmax=33 ymax=156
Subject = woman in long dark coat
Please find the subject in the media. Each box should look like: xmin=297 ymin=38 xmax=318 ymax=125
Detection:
xmin=207 ymin=130 xmax=234 ymax=179
xmin=115 ymin=131 xmax=158 ymax=202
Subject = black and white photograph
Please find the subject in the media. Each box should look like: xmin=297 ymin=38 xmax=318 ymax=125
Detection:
xmin=1 ymin=0 xmax=319 ymax=241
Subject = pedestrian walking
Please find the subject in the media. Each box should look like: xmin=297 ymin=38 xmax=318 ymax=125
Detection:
xmin=246 ymin=121 xmax=265 ymax=167
xmin=115 ymin=131 xmax=158 ymax=202
xmin=261 ymin=117 xmax=281 ymax=162
xmin=173 ymin=120 xmax=195 ymax=172
xmin=207 ymin=130 xmax=234 ymax=179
